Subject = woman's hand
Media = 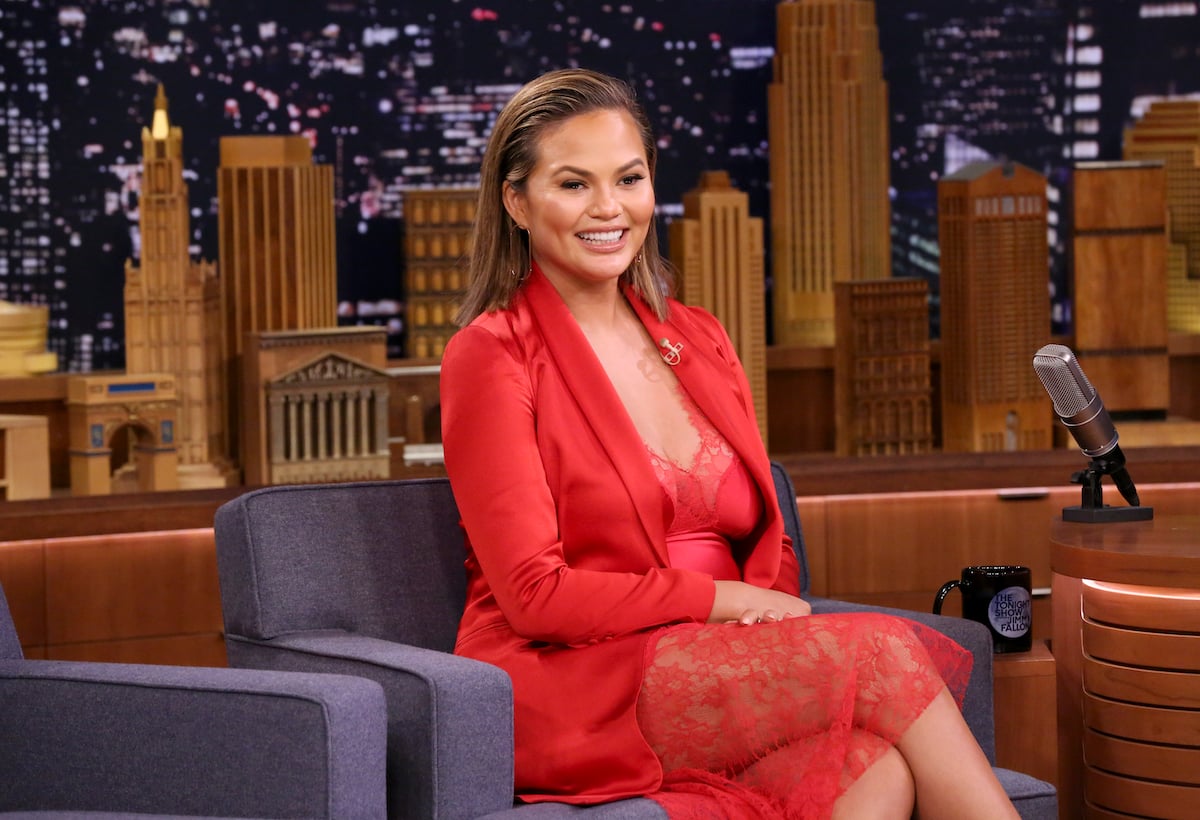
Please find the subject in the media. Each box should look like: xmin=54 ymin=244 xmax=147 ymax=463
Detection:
xmin=709 ymin=580 xmax=812 ymax=625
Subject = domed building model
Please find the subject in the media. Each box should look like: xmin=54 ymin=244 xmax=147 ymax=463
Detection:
xmin=0 ymin=301 xmax=57 ymax=376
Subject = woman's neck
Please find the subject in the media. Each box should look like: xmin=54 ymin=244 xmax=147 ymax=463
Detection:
xmin=538 ymin=264 xmax=629 ymax=335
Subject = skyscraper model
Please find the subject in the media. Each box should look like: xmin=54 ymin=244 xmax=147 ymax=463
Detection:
xmin=124 ymin=85 xmax=233 ymax=488
xmin=768 ymin=0 xmax=891 ymax=346
xmin=1070 ymin=161 xmax=1169 ymax=414
xmin=1124 ymin=100 xmax=1200 ymax=333
xmin=403 ymin=188 xmax=474 ymax=359
xmin=669 ymin=171 xmax=769 ymax=443
xmin=938 ymin=161 xmax=1052 ymax=453
xmin=834 ymin=278 xmax=933 ymax=457
xmin=218 ymin=135 xmax=337 ymax=466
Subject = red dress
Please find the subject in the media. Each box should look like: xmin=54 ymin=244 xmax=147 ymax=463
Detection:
xmin=442 ymin=268 xmax=969 ymax=816
xmin=637 ymin=386 xmax=972 ymax=819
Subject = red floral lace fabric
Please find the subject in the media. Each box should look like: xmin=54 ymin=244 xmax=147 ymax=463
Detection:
xmin=645 ymin=384 xmax=758 ymax=580
xmin=638 ymin=615 xmax=972 ymax=819
xmin=638 ymin=385 xmax=973 ymax=819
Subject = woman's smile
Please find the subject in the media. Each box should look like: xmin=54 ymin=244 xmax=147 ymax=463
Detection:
xmin=577 ymin=228 xmax=627 ymax=249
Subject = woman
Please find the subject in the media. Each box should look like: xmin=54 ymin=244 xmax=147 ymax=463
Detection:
xmin=440 ymin=68 xmax=1019 ymax=819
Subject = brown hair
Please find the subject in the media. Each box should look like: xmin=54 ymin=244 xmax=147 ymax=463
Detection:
xmin=455 ymin=68 xmax=673 ymax=325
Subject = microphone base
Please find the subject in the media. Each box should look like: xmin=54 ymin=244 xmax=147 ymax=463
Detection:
xmin=1062 ymin=504 xmax=1154 ymax=524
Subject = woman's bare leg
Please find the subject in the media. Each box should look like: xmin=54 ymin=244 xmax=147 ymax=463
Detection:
xmin=896 ymin=689 xmax=1019 ymax=819
xmin=832 ymin=744 xmax=915 ymax=820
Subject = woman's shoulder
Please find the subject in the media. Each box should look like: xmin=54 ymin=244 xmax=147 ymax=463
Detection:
xmin=665 ymin=298 xmax=730 ymax=342
xmin=443 ymin=298 xmax=538 ymax=369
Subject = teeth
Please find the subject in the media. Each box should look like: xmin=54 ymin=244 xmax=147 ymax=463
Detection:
xmin=578 ymin=230 xmax=622 ymax=243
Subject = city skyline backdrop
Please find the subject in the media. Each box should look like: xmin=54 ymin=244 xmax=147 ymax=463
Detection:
xmin=4 ymin=0 xmax=1200 ymax=369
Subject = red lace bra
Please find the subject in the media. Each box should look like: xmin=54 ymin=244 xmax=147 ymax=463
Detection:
xmin=644 ymin=386 xmax=761 ymax=581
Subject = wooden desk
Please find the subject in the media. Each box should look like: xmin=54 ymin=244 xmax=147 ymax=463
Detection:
xmin=1051 ymin=515 xmax=1200 ymax=819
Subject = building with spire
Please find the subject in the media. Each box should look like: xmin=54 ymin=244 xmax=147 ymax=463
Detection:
xmin=124 ymin=85 xmax=232 ymax=488
xmin=938 ymin=161 xmax=1052 ymax=453
xmin=768 ymin=0 xmax=891 ymax=347
xmin=669 ymin=171 xmax=769 ymax=442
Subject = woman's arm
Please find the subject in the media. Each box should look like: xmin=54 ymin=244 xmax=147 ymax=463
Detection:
xmin=688 ymin=307 xmax=805 ymax=599
xmin=441 ymin=324 xmax=716 ymax=646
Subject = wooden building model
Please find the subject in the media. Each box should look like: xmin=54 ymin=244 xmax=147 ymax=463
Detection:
xmin=124 ymin=85 xmax=231 ymax=489
xmin=938 ymin=161 xmax=1053 ymax=453
xmin=768 ymin=0 xmax=891 ymax=346
xmin=217 ymin=135 xmax=337 ymax=465
xmin=1124 ymin=100 xmax=1200 ymax=333
xmin=1070 ymin=161 xmax=1169 ymax=414
xmin=834 ymin=278 xmax=933 ymax=456
xmin=240 ymin=327 xmax=390 ymax=487
xmin=670 ymin=171 xmax=768 ymax=442
xmin=404 ymin=189 xmax=474 ymax=359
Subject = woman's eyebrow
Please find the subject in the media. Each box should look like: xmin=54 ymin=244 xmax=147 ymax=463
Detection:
xmin=551 ymin=158 xmax=647 ymax=177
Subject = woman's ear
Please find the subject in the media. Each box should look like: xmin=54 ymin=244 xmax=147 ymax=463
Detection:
xmin=502 ymin=181 xmax=527 ymax=230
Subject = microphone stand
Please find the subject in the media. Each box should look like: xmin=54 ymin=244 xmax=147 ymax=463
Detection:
xmin=1063 ymin=455 xmax=1154 ymax=523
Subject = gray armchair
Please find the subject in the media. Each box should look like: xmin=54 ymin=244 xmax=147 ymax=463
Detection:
xmin=0 ymin=583 xmax=387 ymax=819
xmin=213 ymin=465 xmax=1056 ymax=819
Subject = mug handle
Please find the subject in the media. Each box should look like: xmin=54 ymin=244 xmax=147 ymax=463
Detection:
xmin=933 ymin=580 xmax=962 ymax=615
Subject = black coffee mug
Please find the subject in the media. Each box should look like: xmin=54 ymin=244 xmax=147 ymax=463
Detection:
xmin=933 ymin=565 xmax=1033 ymax=653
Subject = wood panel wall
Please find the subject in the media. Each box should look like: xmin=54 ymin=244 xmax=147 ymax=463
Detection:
xmin=0 ymin=529 xmax=225 ymax=666
xmin=4 ymin=481 xmax=1197 ymax=668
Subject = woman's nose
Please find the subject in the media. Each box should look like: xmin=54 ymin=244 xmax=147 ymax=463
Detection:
xmin=588 ymin=187 xmax=620 ymax=217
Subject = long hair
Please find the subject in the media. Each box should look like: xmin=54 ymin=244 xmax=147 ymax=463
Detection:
xmin=455 ymin=68 xmax=673 ymax=326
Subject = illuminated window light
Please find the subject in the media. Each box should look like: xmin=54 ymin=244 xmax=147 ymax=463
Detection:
xmin=1071 ymin=141 xmax=1100 ymax=158
xmin=1139 ymin=3 xmax=1198 ymax=17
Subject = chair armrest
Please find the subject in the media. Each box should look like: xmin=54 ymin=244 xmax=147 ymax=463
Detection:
xmin=225 ymin=631 xmax=515 ymax=820
xmin=807 ymin=596 xmax=997 ymax=762
xmin=0 ymin=660 xmax=386 ymax=818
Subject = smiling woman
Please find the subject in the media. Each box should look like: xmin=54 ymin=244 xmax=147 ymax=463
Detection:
xmin=500 ymin=108 xmax=655 ymax=298
xmin=438 ymin=67 xmax=1020 ymax=820
xmin=454 ymin=69 xmax=671 ymax=326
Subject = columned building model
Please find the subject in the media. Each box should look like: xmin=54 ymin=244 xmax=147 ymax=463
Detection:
xmin=217 ymin=135 xmax=337 ymax=463
xmin=124 ymin=86 xmax=231 ymax=487
xmin=938 ymin=161 xmax=1052 ymax=453
xmin=669 ymin=171 xmax=768 ymax=442
xmin=768 ymin=0 xmax=891 ymax=346
xmin=1123 ymin=100 xmax=1200 ymax=333
xmin=240 ymin=327 xmax=390 ymax=487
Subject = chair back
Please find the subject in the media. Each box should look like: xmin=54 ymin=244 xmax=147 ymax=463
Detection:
xmin=214 ymin=464 xmax=809 ymax=651
xmin=0 ymin=583 xmax=24 ymax=660
xmin=769 ymin=460 xmax=811 ymax=594
xmin=214 ymin=477 xmax=465 ymax=652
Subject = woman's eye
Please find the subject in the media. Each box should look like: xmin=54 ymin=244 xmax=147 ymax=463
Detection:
xmin=561 ymin=180 xmax=584 ymax=190
xmin=620 ymin=174 xmax=645 ymax=186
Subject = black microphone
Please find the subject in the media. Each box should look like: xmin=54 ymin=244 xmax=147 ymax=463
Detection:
xmin=1032 ymin=343 xmax=1140 ymax=507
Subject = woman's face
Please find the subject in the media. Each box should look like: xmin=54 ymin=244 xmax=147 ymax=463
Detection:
xmin=503 ymin=108 xmax=655 ymax=294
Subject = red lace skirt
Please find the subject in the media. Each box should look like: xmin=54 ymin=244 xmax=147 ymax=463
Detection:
xmin=636 ymin=611 xmax=973 ymax=819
